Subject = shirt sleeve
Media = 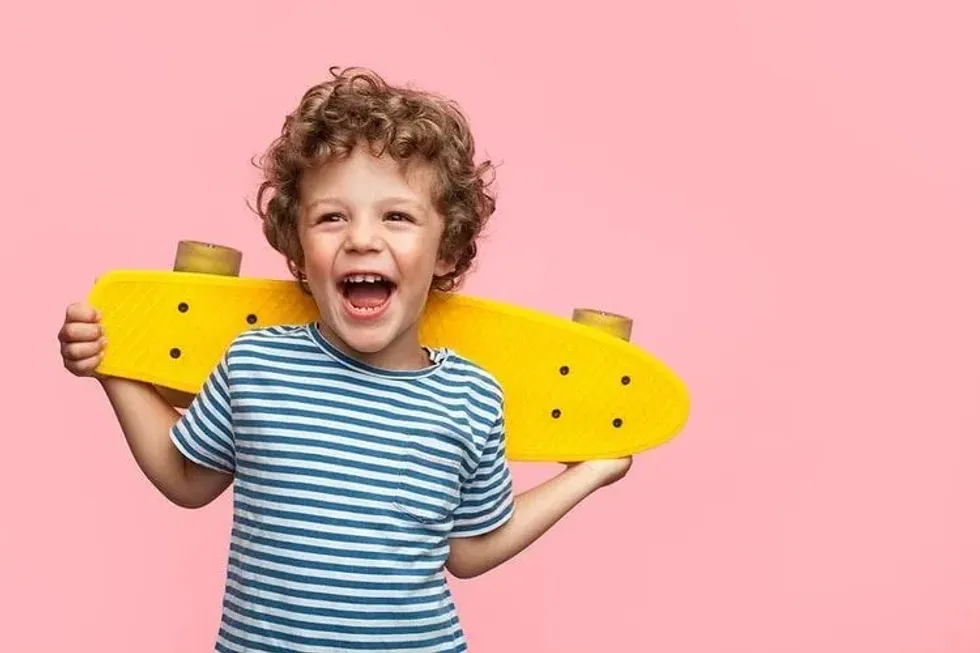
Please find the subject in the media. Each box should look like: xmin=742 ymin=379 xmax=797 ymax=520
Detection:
xmin=169 ymin=350 xmax=235 ymax=474
xmin=451 ymin=404 xmax=515 ymax=537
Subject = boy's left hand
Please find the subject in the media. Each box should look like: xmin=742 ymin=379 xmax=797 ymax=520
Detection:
xmin=565 ymin=457 xmax=633 ymax=488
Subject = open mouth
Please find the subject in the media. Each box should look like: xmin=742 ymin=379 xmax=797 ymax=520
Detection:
xmin=338 ymin=273 xmax=396 ymax=316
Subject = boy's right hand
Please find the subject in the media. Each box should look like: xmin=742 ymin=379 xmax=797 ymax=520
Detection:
xmin=59 ymin=302 xmax=107 ymax=377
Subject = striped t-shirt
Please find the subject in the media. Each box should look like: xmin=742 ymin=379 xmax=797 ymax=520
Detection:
xmin=169 ymin=322 xmax=515 ymax=652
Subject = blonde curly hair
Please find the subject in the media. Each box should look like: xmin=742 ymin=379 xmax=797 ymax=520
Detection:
xmin=252 ymin=66 xmax=497 ymax=292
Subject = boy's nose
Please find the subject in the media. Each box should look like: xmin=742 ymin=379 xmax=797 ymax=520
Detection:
xmin=344 ymin=218 xmax=383 ymax=251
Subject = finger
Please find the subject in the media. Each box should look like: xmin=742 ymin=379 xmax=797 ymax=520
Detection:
xmin=64 ymin=354 xmax=103 ymax=376
xmin=62 ymin=338 xmax=106 ymax=361
xmin=65 ymin=302 xmax=100 ymax=324
xmin=58 ymin=321 xmax=102 ymax=343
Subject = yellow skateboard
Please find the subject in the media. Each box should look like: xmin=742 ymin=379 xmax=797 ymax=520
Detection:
xmin=87 ymin=241 xmax=690 ymax=462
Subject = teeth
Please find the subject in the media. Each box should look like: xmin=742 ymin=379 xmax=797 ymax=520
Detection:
xmin=345 ymin=273 xmax=385 ymax=283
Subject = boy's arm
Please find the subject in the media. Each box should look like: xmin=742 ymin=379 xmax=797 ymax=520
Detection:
xmin=446 ymin=458 xmax=630 ymax=579
xmin=59 ymin=301 xmax=232 ymax=509
xmin=100 ymin=377 xmax=232 ymax=509
xmin=445 ymin=398 xmax=631 ymax=579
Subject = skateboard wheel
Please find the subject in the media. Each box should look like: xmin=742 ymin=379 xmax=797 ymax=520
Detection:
xmin=571 ymin=308 xmax=633 ymax=341
xmin=172 ymin=240 xmax=242 ymax=276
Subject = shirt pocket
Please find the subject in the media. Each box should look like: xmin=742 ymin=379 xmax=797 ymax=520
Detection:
xmin=390 ymin=430 xmax=465 ymax=525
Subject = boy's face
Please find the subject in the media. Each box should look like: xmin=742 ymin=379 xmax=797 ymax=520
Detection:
xmin=296 ymin=144 xmax=454 ymax=367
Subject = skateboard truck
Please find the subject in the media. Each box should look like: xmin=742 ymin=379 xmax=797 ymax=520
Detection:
xmin=154 ymin=241 xmax=245 ymax=409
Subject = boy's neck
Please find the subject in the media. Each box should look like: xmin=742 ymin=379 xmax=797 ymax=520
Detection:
xmin=315 ymin=322 xmax=433 ymax=371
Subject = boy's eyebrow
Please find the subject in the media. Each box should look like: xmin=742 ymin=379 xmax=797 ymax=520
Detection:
xmin=305 ymin=196 xmax=428 ymax=214
xmin=383 ymin=197 xmax=428 ymax=213
xmin=305 ymin=197 xmax=345 ymax=213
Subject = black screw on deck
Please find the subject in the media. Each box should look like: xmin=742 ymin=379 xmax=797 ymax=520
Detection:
xmin=177 ymin=302 xmax=188 ymax=313
xmin=246 ymin=314 xmax=257 ymax=324
xmin=612 ymin=418 xmax=623 ymax=428
xmin=169 ymin=347 xmax=181 ymax=359
xmin=559 ymin=365 xmax=569 ymax=375
xmin=551 ymin=408 xmax=561 ymax=418
xmin=621 ymin=375 xmax=631 ymax=385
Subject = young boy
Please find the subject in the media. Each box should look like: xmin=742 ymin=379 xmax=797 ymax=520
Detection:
xmin=58 ymin=66 xmax=631 ymax=652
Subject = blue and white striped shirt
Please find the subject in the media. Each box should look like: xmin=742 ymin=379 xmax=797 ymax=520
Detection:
xmin=170 ymin=323 xmax=515 ymax=652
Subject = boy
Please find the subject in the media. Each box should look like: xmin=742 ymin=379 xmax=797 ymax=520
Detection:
xmin=58 ymin=66 xmax=631 ymax=652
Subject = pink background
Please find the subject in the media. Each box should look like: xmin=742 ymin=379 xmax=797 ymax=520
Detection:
xmin=3 ymin=1 xmax=979 ymax=651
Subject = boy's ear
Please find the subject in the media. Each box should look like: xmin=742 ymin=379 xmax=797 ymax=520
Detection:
xmin=434 ymin=256 xmax=455 ymax=278
xmin=287 ymin=257 xmax=307 ymax=282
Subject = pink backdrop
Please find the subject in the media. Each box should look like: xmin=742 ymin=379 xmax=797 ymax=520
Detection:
xmin=4 ymin=1 xmax=979 ymax=651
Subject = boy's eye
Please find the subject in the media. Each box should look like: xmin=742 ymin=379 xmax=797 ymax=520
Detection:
xmin=317 ymin=212 xmax=344 ymax=223
xmin=385 ymin=211 xmax=414 ymax=222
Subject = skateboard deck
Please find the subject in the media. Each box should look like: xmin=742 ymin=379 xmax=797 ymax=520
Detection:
xmin=87 ymin=259 xmax=689 ymax=462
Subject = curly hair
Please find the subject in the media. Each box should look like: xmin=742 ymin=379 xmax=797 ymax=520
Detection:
xmin=252 ymin=66 xmax=497 ymax=292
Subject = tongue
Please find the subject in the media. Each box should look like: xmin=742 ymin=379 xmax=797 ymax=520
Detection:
xmin=347 ymin=283 xmax=390 ymax=309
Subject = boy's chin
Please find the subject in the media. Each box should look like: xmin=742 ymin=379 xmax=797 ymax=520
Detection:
xmin=320 ymin=296 xmax=422 ymax=362
xmin=340 ymin=332 xmax=393 ymax=355
xmin=332 ymin=320 xmax=402 ymax=356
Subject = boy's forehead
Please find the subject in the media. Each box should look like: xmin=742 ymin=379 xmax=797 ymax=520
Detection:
xmin=300 ymin=149 xmax=438 ymax=206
